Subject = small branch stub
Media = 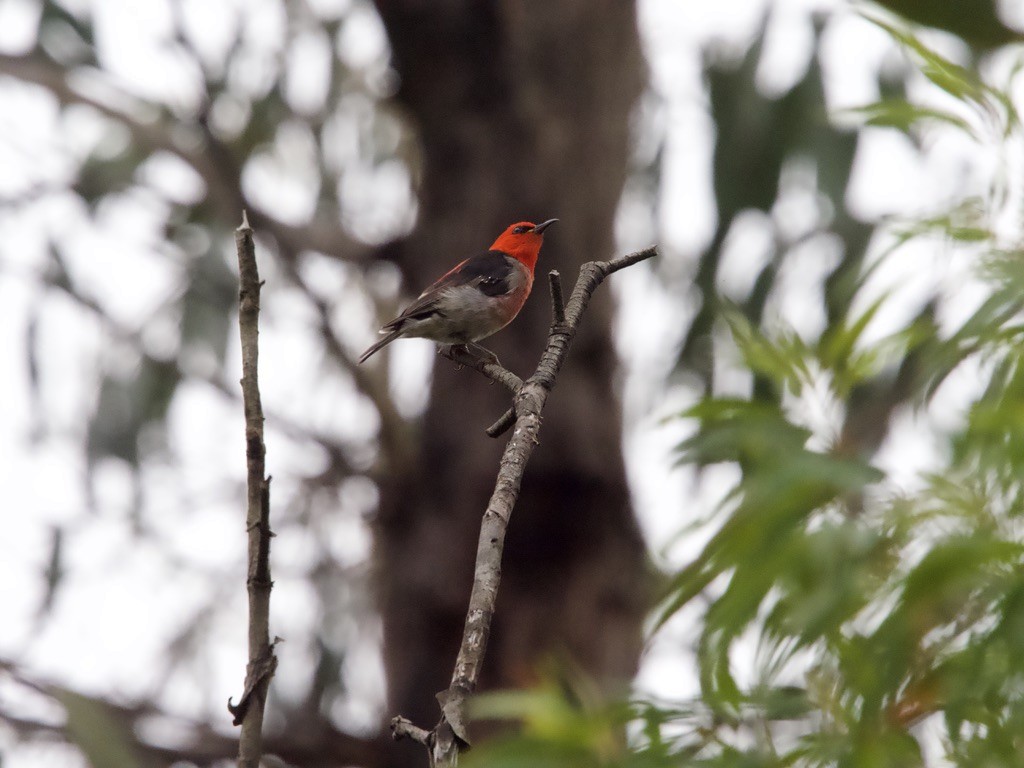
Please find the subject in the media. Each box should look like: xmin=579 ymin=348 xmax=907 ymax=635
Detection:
xmin=227 ymin=642 xmax=279 ymax=726
xmin=485 ymin=407 xmax=517 ymax=439
xmin=548 ymin=270 xmax=565 ymax=326
xmin=390 ymin=716 xmax=432 ymax=746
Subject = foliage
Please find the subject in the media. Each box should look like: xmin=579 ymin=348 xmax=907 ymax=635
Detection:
xmin=467 ymin=10 xmax=1024 ymax=768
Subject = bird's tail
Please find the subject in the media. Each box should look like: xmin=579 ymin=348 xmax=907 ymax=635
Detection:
xmin=358 ymin=329 xmax=403 ymax=364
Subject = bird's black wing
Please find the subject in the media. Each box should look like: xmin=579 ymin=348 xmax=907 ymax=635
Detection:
xmin=443 ymin=250 xmax=516 ymax=297
xmin=382 ymin=250 xmax=515 ymax=330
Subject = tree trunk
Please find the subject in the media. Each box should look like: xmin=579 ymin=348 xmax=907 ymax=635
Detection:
xmin=371 ymin=2 xmax=649 ymax=761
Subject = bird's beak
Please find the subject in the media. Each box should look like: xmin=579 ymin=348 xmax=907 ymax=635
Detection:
xmin=531 ymin=219 xmax=558 ymax=234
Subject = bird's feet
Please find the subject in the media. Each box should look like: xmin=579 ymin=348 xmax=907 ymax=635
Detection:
xmin=466 ymin=343 xmax=500 ymax=367
xmin=439 ymin=343 xmax=501 ymax=368
xmin=438 ymin=344 xmax=465 ymax=370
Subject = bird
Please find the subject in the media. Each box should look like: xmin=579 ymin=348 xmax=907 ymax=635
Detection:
xmin=358 ymin=219 xmax=558 ymax=364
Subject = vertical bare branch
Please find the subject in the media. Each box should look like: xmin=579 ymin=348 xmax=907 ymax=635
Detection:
xmin=227 ymin=212 xmax=278 ymax=768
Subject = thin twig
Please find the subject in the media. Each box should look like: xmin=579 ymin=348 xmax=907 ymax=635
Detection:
xmin=484 ymin=269 xmax=568 ymax=438
xmin=276 ymin=257 xmax=415 ymax=473
xmin=0 ymin=658 xmax=384 ymax=768
xmin=228 ymin=211 xmax=278 ymax=768
xmin=0 ymin=53 xmax=370 ymax=263
xmin=439 ymin=345 xmax=524 ymax=395
xmin=19 ymin=261 xmax=360 ymax=474
xmin=440 ymin=346 xmax=524 ymax=438
xmin=394 ymin=245 xmax=657 ymax=766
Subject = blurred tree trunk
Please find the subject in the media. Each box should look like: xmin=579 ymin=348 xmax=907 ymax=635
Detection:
xmin=371 ymin=0 xmax=649 ymax=760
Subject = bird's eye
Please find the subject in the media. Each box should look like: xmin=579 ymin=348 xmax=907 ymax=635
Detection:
xmin=512 ymin=225 xmax=529 ymax=234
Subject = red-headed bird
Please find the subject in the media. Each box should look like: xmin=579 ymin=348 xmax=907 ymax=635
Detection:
xmin=358 ymin=219 xmax=558 ymax=364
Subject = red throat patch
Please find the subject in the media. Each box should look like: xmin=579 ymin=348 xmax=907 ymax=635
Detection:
xmin=490 ymin=221 xmax=546 ymax=271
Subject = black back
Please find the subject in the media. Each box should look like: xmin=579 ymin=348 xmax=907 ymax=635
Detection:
xmin=456 ymin=250 xmax=515 ymax=296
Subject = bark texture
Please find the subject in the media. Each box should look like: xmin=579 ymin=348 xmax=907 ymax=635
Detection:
xmin=231 ymin=216 xmax=277 ymax=768
xmin=370 ymin=2 xmax=650 ymax=762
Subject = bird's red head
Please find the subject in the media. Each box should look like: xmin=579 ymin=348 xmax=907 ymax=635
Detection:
xmin=490 ymin=219 xmax=558 ymax=272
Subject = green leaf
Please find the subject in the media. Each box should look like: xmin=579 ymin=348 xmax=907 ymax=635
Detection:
xmin=56 ymin=689 xmax=142 ymax=768
xmin=675 ymin=399 xmax=811 ymax=468
xmin=864 ymin=14 xmax=1019 ymax=136
xmin=839 ymin=100 xmax=976 ymax=137
xmin=866 ymin=16 xmax=987 ymax=103
xmin=900 ymin=535 xmax=1022 ymax=616
xmin=724 ymin=310 xmax=813 ymax=396
xmin=871 ymin=0 xmax=1021 ymax=50
xmin=746 ymin=685 xmax=813 ymax=721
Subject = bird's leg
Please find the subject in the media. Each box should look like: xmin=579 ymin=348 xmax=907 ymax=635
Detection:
xmin=438 ymin=344 xmax=466 ymax=370
xmin=466 ymin=342 xmax=500 ymax=367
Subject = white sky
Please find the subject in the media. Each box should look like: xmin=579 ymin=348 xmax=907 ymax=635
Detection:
xmin=1 ymin=0 xmax=1022 ymax=765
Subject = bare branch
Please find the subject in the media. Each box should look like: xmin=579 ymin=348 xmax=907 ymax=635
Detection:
xmin=18 ymin=259 xmax=361 ymax=476
xmin=0 ymin=51 xmax=411 ymax=478
xmin=0 ymin=53 xmax=371 ymax=263
xmin=439 ymin=345 xmax=524 ymax=395
xmin=393 ymin=245 xmax=657 ymax=765
xmin=484 ymin=268 xmax=569 ymax=439
xmin=0 ymin=659 xmax=384 ymax=768
xmin=274 ymin=256 xmax=415 ymax=475
xmin=228 ymin=213 xmax=277 ymax=768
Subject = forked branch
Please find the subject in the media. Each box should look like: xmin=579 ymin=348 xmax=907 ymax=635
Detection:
xmin=390 ymin=245 xmax=657 ymax=767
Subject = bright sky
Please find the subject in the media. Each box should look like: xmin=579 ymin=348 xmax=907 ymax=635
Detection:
xmin=0 ymin=0 xmax=1021 ymax=766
